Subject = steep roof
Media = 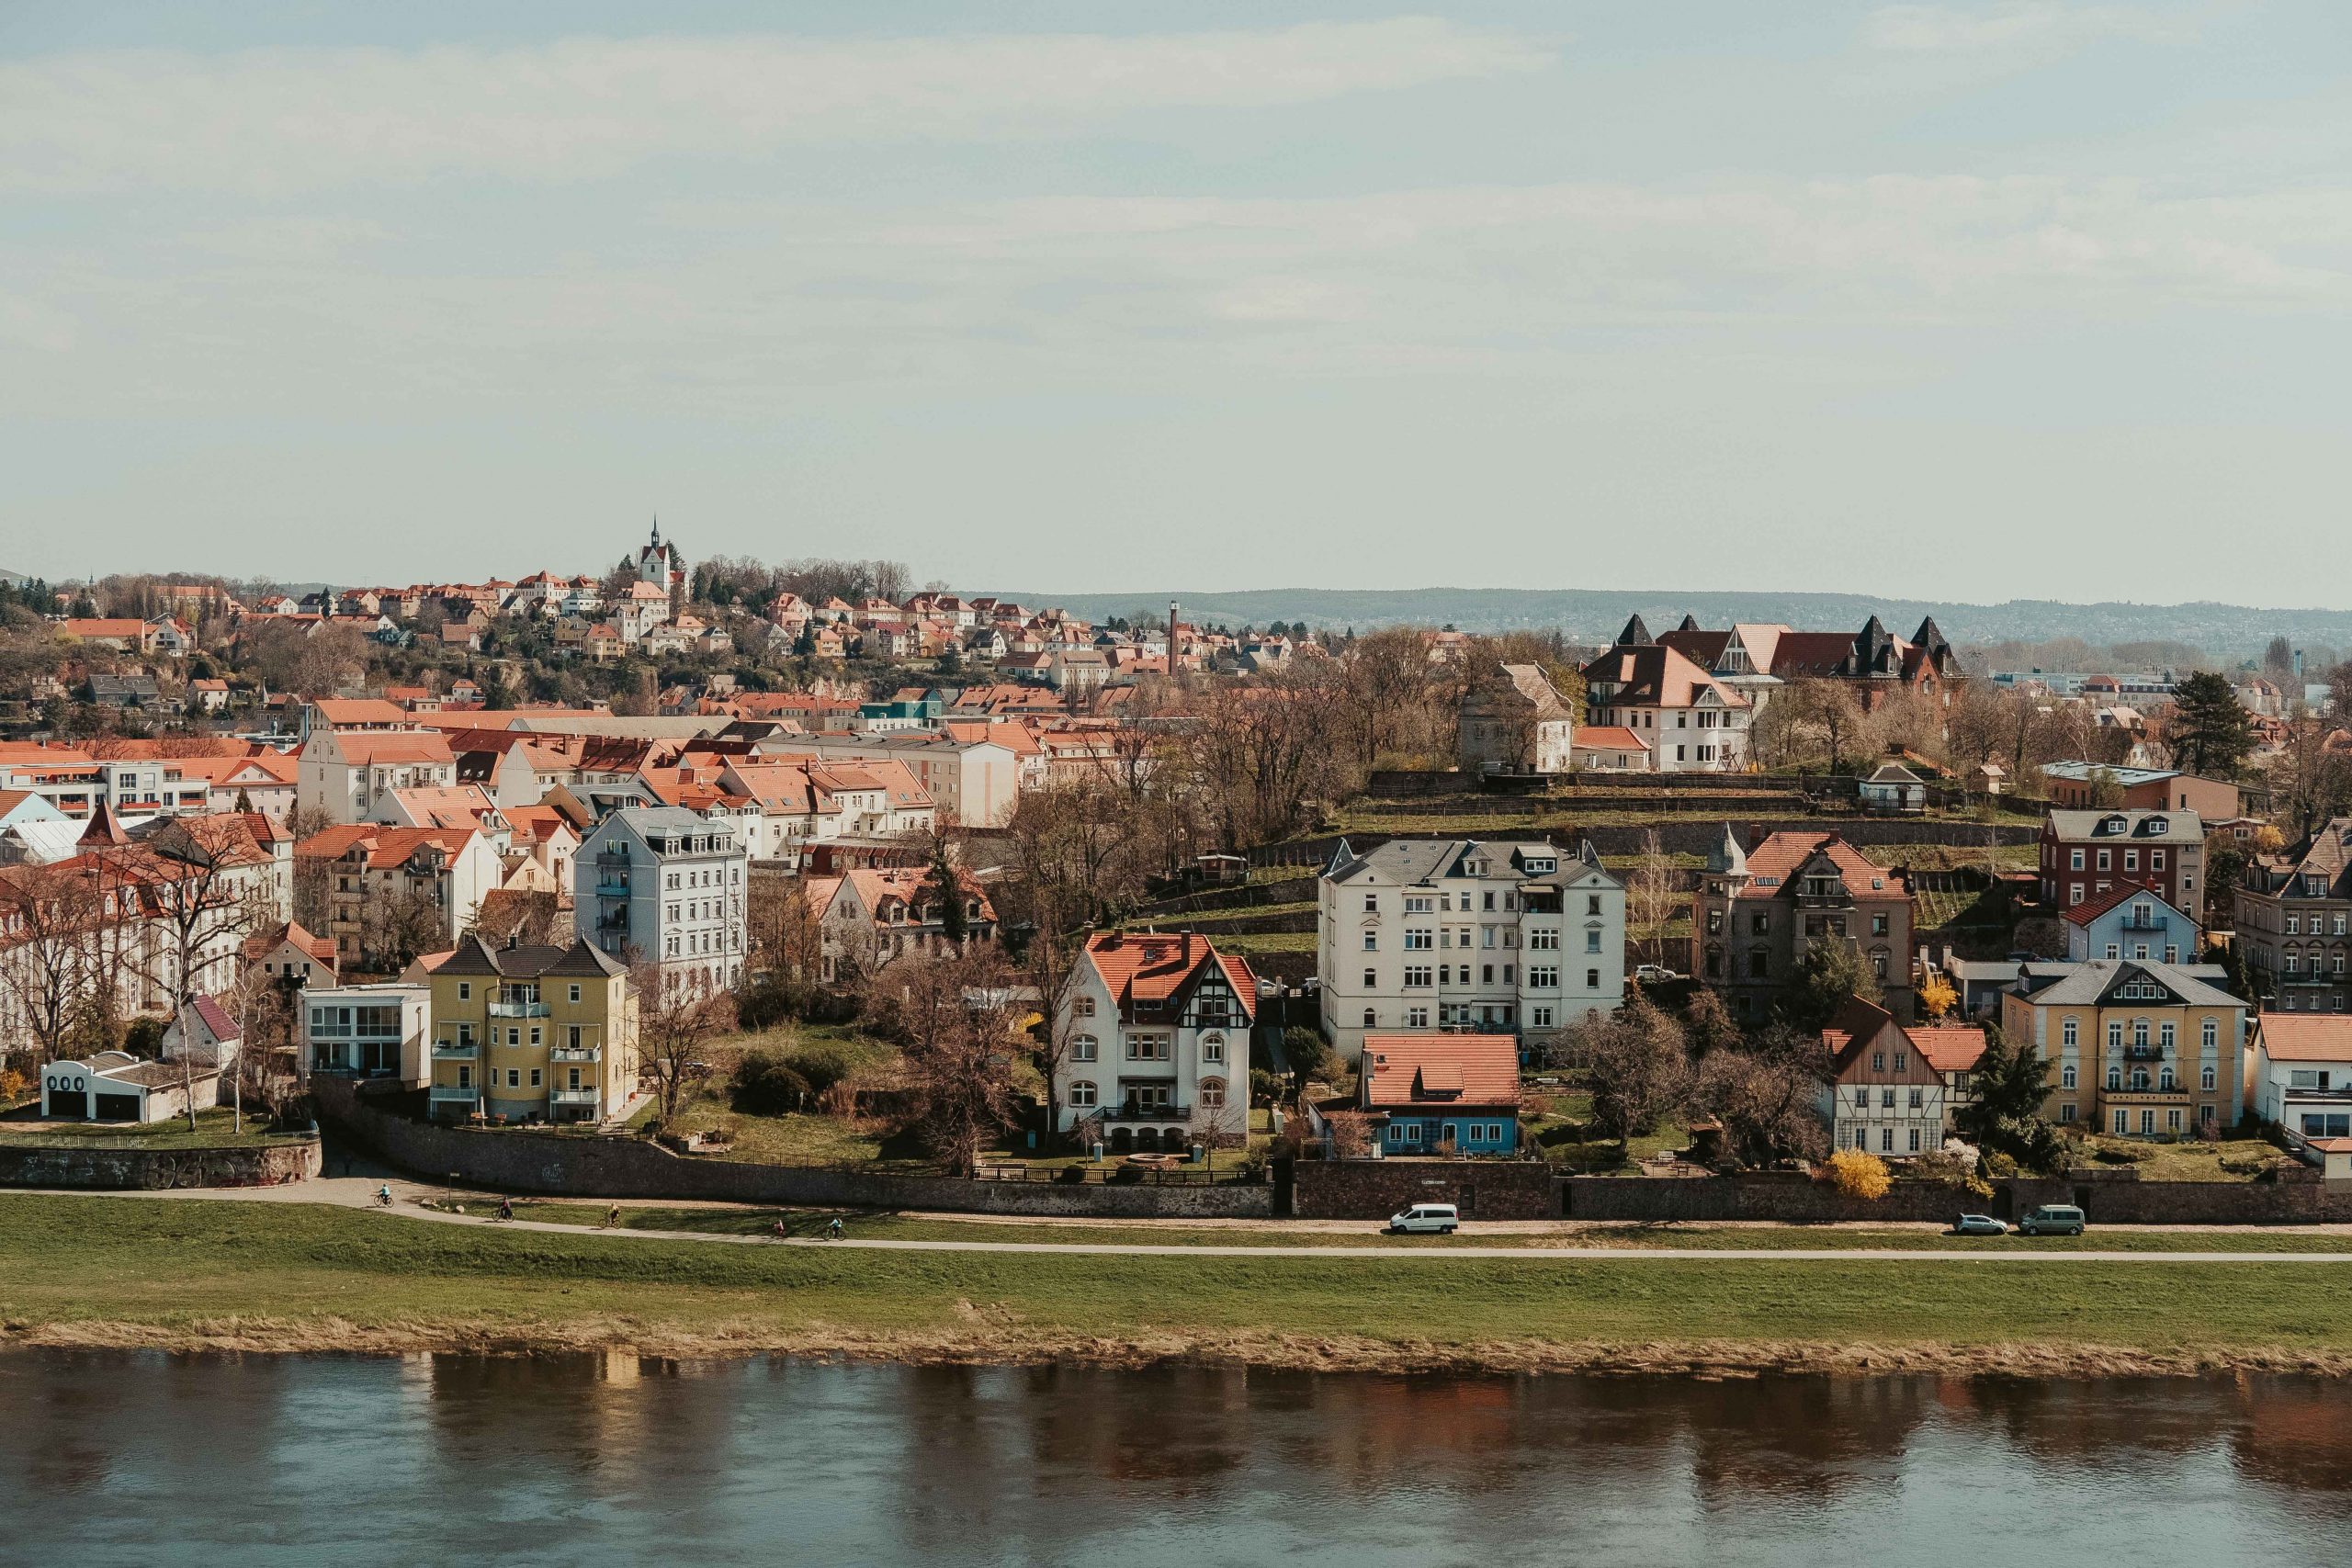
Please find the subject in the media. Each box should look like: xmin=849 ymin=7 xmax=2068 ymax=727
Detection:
xmin=2044 ymin=807 xmax=2200 ymax=842
xmin=1579 ymin=643 xmax=1747 ymax=710
xmin=1739 ymin=830 xmax=1902 ymax=896
xmin=2062 ymin=881 xmax=2187 ymax=930
xmin=432 ymin=932 xmax=627 ymax=979
xmin=1082 ymin=931 xmax=1256 ymax=1021
xmin=1359 ymin=1033 xmax=1519 ymax=1108
xmin=2019 ymin=959 xmax=2240 ymax=1010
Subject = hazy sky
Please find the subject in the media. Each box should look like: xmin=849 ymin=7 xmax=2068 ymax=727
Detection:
xmin=4 ymin=2 xmax=2347 ymax=603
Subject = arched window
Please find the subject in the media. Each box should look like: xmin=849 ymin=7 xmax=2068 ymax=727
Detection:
xmin=1199 ymin=1077 xmax=1226 ymax=1110
xmin=1070 ymin=1034 xmax=1098 ymax=1062
xmin=1069 ymin=1080 xmax=1096 ymax=1108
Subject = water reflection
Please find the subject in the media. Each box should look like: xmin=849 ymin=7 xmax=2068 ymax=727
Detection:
xmin=0 ymin=1352 xmax=2346 ymax=1566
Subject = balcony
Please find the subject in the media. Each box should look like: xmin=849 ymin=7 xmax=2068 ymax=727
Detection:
xmin=432 ymin=1042 xmax=479 ymax=1061
xmin=1100 ymin=1101 xmax=1191 ymax=1123
xmin=2120 ymin=914 xmax=2169 ymax=933
xmin=548 ymin=1088 xmax=601 ymax=1108
xmin=548 ymin=1046 xmax=601 ymax=1064
xmin=594 ymin=880 xmax=632 ymax=898
xmin=428 ymin=1085 xmax=481 ymax=1105
xmin=2121 ymin=1043 xmax=2167 ymax=1063
xmin=488 ymin=1001 xmax=549 ymax=1019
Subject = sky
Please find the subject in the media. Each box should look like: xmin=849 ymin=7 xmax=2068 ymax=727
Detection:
xmin=3 ymin=2 xmax=2348 ymax=604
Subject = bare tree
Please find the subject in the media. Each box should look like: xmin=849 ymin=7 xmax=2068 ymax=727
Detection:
xmin=1578 ymin=996 xmax=1694 ymax=1145
xmin=0 ymin=862 xmax=107 ymax=1068
xmin=631 ymin=960 xmax=739 ymax=1123
xmin=361 ymin=882 xmax=447 ymax=973
xmin=863 ymin=943 xmax=1023 ymax=1177
xmin=1626 ymin=829 xmax=1679 ymax=970
xmin=1695 ymin=1026 xmax=1829 ymax=1167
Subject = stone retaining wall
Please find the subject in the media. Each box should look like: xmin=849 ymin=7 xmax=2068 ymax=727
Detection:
xmin=1563 ymin=1168 xmax=2352 ymax=1225
xmin=0 ymin=1135 xmax=321 ymax=1191
xmin=315 ymin=1077 xmax=1271 ymax=1218
xmin=1289 ymin=1157 xmax=1555 ymax=1220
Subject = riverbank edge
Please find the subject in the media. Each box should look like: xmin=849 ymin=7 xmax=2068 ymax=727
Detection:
xmin=9 ymin=1318 xmax=2351 ymax=1381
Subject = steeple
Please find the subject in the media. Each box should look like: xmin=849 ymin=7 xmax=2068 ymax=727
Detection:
xmin=1615 ymin=614 xmax=1653 ymax=648
xmin=1705 ymin=821 xmax=1747 ymax=878
xmin=649 ymin=513 xmax=662 ymax=550
xmin=1676 ymin=614 xmax=1701 ymax=634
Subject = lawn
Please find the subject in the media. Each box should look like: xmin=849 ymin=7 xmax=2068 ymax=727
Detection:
xmin=5 ymin=1195 xmax=2351 ymax=1370
xmin=0 ymin=1106 xmax=313 ymax=1150
xmin=659 ymin=1022 xmax=922 ymax=1168
xmin=2070 ymin=1134 xmax=2287 ymax=1182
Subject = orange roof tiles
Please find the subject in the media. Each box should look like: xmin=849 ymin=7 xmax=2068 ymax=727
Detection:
xmin=1081 ymin=931 xmax=1256 ymax=1021
xmin=2256 ymin=1013 xmax=2352 ymax=1063
xmin=1359 ymin=1034 xmax=1519 ymax=1108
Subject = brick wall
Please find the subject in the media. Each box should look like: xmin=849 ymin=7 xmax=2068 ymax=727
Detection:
xmin=1290 ymin=1157 xmax=1555 ymax=1220
xmin=0 ymin=1135 xmax=321 ymax=1191
xmin=316 ymin=1078 xmax=1271 ymax=1219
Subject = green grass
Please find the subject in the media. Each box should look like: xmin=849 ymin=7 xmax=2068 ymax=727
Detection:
xmin=6 ymin=1195 xmax=2351 ymax=1362
xmin=1198 ymin=930 xmax=1317 ymax=954
xmin=2070 ymin=1134 xmax=2286 ymax=1182
xmin=0 ymin=1106 xmax=313 ymax=1150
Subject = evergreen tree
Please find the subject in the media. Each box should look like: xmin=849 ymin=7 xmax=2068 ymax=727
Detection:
xmin=1780 ymin=940 xmax=1874 ymax=1033
xmin=2168 ymin=671 xmax=2254 ymax=780
xmin=1951 ymin=1022 xmax=2062 ymax=1171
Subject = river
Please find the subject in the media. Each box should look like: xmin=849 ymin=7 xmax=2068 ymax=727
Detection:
xmin=0 ymin=1351 xmax=2343 ymax=1565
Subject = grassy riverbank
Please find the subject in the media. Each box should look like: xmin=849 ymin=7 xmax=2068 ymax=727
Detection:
xmin=5 ymin=1195 xmax=2352 ymax=1377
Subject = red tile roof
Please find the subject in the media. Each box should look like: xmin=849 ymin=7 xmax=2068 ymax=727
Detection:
xmin=1743 ymin=830 xmax=1903 ymax=894
xmin=2256 ymin=1013 xmax=2352 ymax=1064
xmin=1359 ymin=1034 xmax=1519 ymax=1109
xmin=1082 ymin=931 xmax=1257 ymax=1021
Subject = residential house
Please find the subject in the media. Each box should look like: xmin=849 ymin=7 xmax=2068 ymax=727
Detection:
xmin=299 ymin=981 xmax=430 ymax=1084
xmin=1579 ymin=629 xmax=1751 ymax=772
xmin=2234 ymin=818 xmax=2352 ymax=1014
xmin=1662 ymin=614 xmax=1965 ymax=718
xmin=1317 ymin=837 xmax=1625 ymax=1057
xmin=296 ymin=823 xmax=505 ymax=970
xmin=2247 ymin=1013 xmax=2352 ymax=1145
xmin=2000 ymin=959 xmax=2247 ymax=1137
xmin=424 ymin=935 xmax=637 ymax=1123
xmin=2064 ymin=884 xmax=2197 ymax=965
xmin=242 ymin=919 xmax=339 ymax=987
xmin=55 ymin=618 xmax=157 ymax=653
xmin=1569 ymin=726 xmax=1650 ymax=773
xmin=814 ymin=865 xmax=999 ymax=982
xmin=1820 ymin=996 xmax=1986 ymax=1156
xmin=1458 ymin=664 xmax=1576 ymax=775
xmin=1858 ymin=762 xmax=1927 ymax=814
xmin=1692 ymin=826 xmax=1917 ymax=1022
xmin=1051 ymin=931 xmax=1254 ymax=1151
xmin=2039 ymin=808 xmax=2205 ymax=919
xmin=575 ymin=806 xmax=749 ymax=994
xmin=1356 ymin=1032 xmax=1522 ymax=1156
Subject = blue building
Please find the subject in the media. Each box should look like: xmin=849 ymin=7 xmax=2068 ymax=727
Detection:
xmin=1358 ymin=1033 xmax=1522 ymax=1156
xmin=2064 ymin=883 xmax=2197 ymax=966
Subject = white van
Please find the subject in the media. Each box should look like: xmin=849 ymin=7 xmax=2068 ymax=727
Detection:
xmin=1388 ymin=1202 xmax=1460 ymax=1235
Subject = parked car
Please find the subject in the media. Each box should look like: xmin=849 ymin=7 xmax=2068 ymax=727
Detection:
xmin=1388 ymin=1202 xmax=1460 ymax=1235
xmin=1951 ymin=1213 xmax=2009 ymax=1236
xmin=1632 ymin=964 xmax=1679 ymax=984
xmin=2018 ymin=1204 xmax=2086 ymax=1236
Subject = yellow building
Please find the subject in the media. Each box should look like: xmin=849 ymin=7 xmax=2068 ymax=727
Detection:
xmin=427 ymin=935 xmax=638 ymax=1124
xmin=2000 ymin=959 xmax=2246 ymax=1138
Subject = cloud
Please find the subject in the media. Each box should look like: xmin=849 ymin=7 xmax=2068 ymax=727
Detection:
xmin=0 ymin=20 xmax=1554 ymax=195
xmin=1864 ymin=2 xmax=2198 ymax=58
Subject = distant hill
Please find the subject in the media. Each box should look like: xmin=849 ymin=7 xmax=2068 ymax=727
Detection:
xmin=991 ymin=587 xmax=2352 ymax=660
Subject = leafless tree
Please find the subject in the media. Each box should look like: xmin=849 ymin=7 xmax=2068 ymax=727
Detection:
xmin=1626 ymin=829 xmax=1679 ymax=969
xmin=1695 ymin=1026 xmax=1829 ymax=1167
xmin=862 ymin=943 xmax=1023 ymax=1177
xmin=631 ymin=960 xmax=739 ymax=1123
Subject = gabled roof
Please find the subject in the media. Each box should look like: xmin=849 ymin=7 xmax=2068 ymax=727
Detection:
xmin=432 ymin=932 xmax=627 ymax=979
xmin=2255 ymin=1013 xmax=2352 ymax=1065
xmin=1359 ymin=1033 xmax=1519 ymax=1108
xmin=1579 ymin=643 xmax=1747 ymax=710
xmin=2062 ymin=881 xmax=2187 ymax=930
xmin=1738 ymin=830 xmax=1901 ymax=896
xmin=1082 ymin=931 xmax=1256 ymax=1021
xmin=2045 ymin=808 xmax=2199 ymax=842
xmin=2018 ymin=959 xmax=2240 ymax=1010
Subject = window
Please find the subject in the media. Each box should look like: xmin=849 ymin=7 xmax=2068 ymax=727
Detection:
xmin=1404 ymin=895 xmax=1433 ymax=914
xmin=1363 ymin=1009 xmax=1377 ymax=1028
xmin=2108 ymin=1022 xmax=2124 ymax=1050
xmin=1908 ymin=1088 xmax=1923 ymax=1110
xmin=1363 ymin=968 xmax=1377 ymax=988
xmin=1528 ymin=966 xmax=1558 ymax=989
xmin=1076 ymin=996 xmax=1096 ymax=1018
xmin=2061 ymin=1064 xmax=2077 ymax=1089
xmin=1587 ymin=969 xmax=1600 ymax=989
xmin=1201 ymin=1035 xmax=1226 ymax=1065
xmin=1069 ymin=1080 xmax=1096 ymax=1107
xmin=1199 ymin=1079 xmax=1226 ymax=1110
xmin=1588 ymin=894 xmax=1603 ymax=916
xmin=1871 ymin=913 xmax=1889 ymax=936
xmin=2063 ymin=1018 xmax=2078 ymax=1047
xmin=1404 ymin=965 xmax=1432 ymax=987
xmin=1908 ymin=1127 xmax=1922 ymax=1153
xmin=1408 ymin=1008 xmax=1429 ymax=1028
xmin=2202 ymin=1019 xmax=2217 ymax=1050
xmin=1530 ymin=930 xmax=1559 ymax=951
xmin=1880 ymin=1089 xmax=1894 ymax=1109
xmin=2200 ymin=1064 xmax=2216 ymax=1091
xmin=505 ymin=1069 xmax=521 ymax=1089
xmin=457 ymin=982 xmax=471 ymax=1001
xmin=2114 ymin=1109 xmax=2129 ymax=1134
xmin=1585 ymin=929 xmax=1602 ymax=954
xmin=2070 ymin=849 xmax=2086 ymax=871
xmin=529 ymin=1069 xmax=542 ymax=1089
xmin=1404 ymin=930 xmax=1433 ymax=951
xmin=1881 ymin=1128 xmax=1894 ymax=1152
xmin=1071 ymin=1035 xmax=1098 ymax=1062
xmin=1872 ymin=1052 xmax=1885 ymax=1072
xmin=1363 ymin=931 xmax=1378 ymax=952
xmin=2061 ymin=1103 xmax=2077 ymax=1123
xmin=1530 ymin=1007 xmax=1551 ymax=1028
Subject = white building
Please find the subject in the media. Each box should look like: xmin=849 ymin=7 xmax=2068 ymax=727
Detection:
xmin=1051 ymin=931 xmax=1254 ymax=1152
xmin=1317 ymin=837 xmax=1626 ymax=1059
xmin=576 ymin=805 xmax=749 ymax=994
xmin=300 ymin=981 xmax=431 ymax=1085
xmin=298 ymin=729 xmax=458 ymax=824
xmin=2249 ymin=1012 xmax=2352 ymax=1145
xmin=752 ymin=731 xmax=1019 ymax=828
xmin=1579 ymin=631 xmax=1752 ymax=773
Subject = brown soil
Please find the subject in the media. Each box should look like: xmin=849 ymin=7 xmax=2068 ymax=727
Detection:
xmin=7 ymin=1316 xmax=2349 ymax=1381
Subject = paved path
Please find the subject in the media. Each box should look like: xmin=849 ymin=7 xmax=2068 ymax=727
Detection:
xmin=43 ymin=1179 xmax=2352 ymax=1264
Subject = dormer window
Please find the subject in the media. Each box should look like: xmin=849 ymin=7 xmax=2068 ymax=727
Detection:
xmin=2145 ymin=818 xmax=2168 ymax=836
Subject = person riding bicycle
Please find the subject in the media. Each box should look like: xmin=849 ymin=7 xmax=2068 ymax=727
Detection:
xmin=827 ymin=1216 xmax=843 ymax=1241
xmin=773 ymin=1218 xmax=789 ymax=1241
xmin=499 ymin=1196 xmax=514 ymax=1222
xmin=377 ymin=1184 xmax=392 ymax=1208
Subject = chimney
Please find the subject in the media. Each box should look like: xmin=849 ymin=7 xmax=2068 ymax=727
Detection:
xmin=1747 ymin=821 xmax=1766 ymax=852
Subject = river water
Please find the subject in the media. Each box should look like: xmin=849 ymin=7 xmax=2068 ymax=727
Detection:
xmin=0 ymin=1352 xmax=2344 ymax=1566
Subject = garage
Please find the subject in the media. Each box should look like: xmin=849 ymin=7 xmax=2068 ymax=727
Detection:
xmin=94 ymin=1093 xmax=144 ymax=1122
xmin=42 ymin=1069 xmax=88 ymax=1119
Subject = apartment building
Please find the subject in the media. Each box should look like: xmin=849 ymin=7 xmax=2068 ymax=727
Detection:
xmin=299 ymin=728 xmax=458 ymax=824
xmin=2235 ymin=819 xmax=2352 ymax=1014
xmin=752 ymin=730 xmax=1019 ymax=827
xmin=2038 ymin=808 xmax=2204 ymax=919
xmin=2000 ymin=959 xmax=2247 ymax=1138
xmin=576 ymin=806 xmax=749 ymax=994
xmin=300 ymin=982 xmax=429 ymax=1085
xmin=424 ymin=935 xmax=637 ymax=1123
xmin=1317 ymin=837 xmax=1625 ymax=1059
xmin=1692 ymin=826 xmax=1917 ymax=1022
xmin=1579 ymin=632 xmax=1751 ymax=773
xmin=295 ymin=823 xmax=504 ymax=971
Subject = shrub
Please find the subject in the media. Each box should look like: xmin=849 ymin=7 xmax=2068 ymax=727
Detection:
xmin=1824 ymin=1148 xmax=1892 ymax=1201
xmin=729 ymin=1049 xmax=812 ymax=1116
xmin=787 ymin=1043 xmax=861 ymax=1099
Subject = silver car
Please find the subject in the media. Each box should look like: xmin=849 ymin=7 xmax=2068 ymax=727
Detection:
xmin=1951 ymin=1213 xmax=2008 ymax=1236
